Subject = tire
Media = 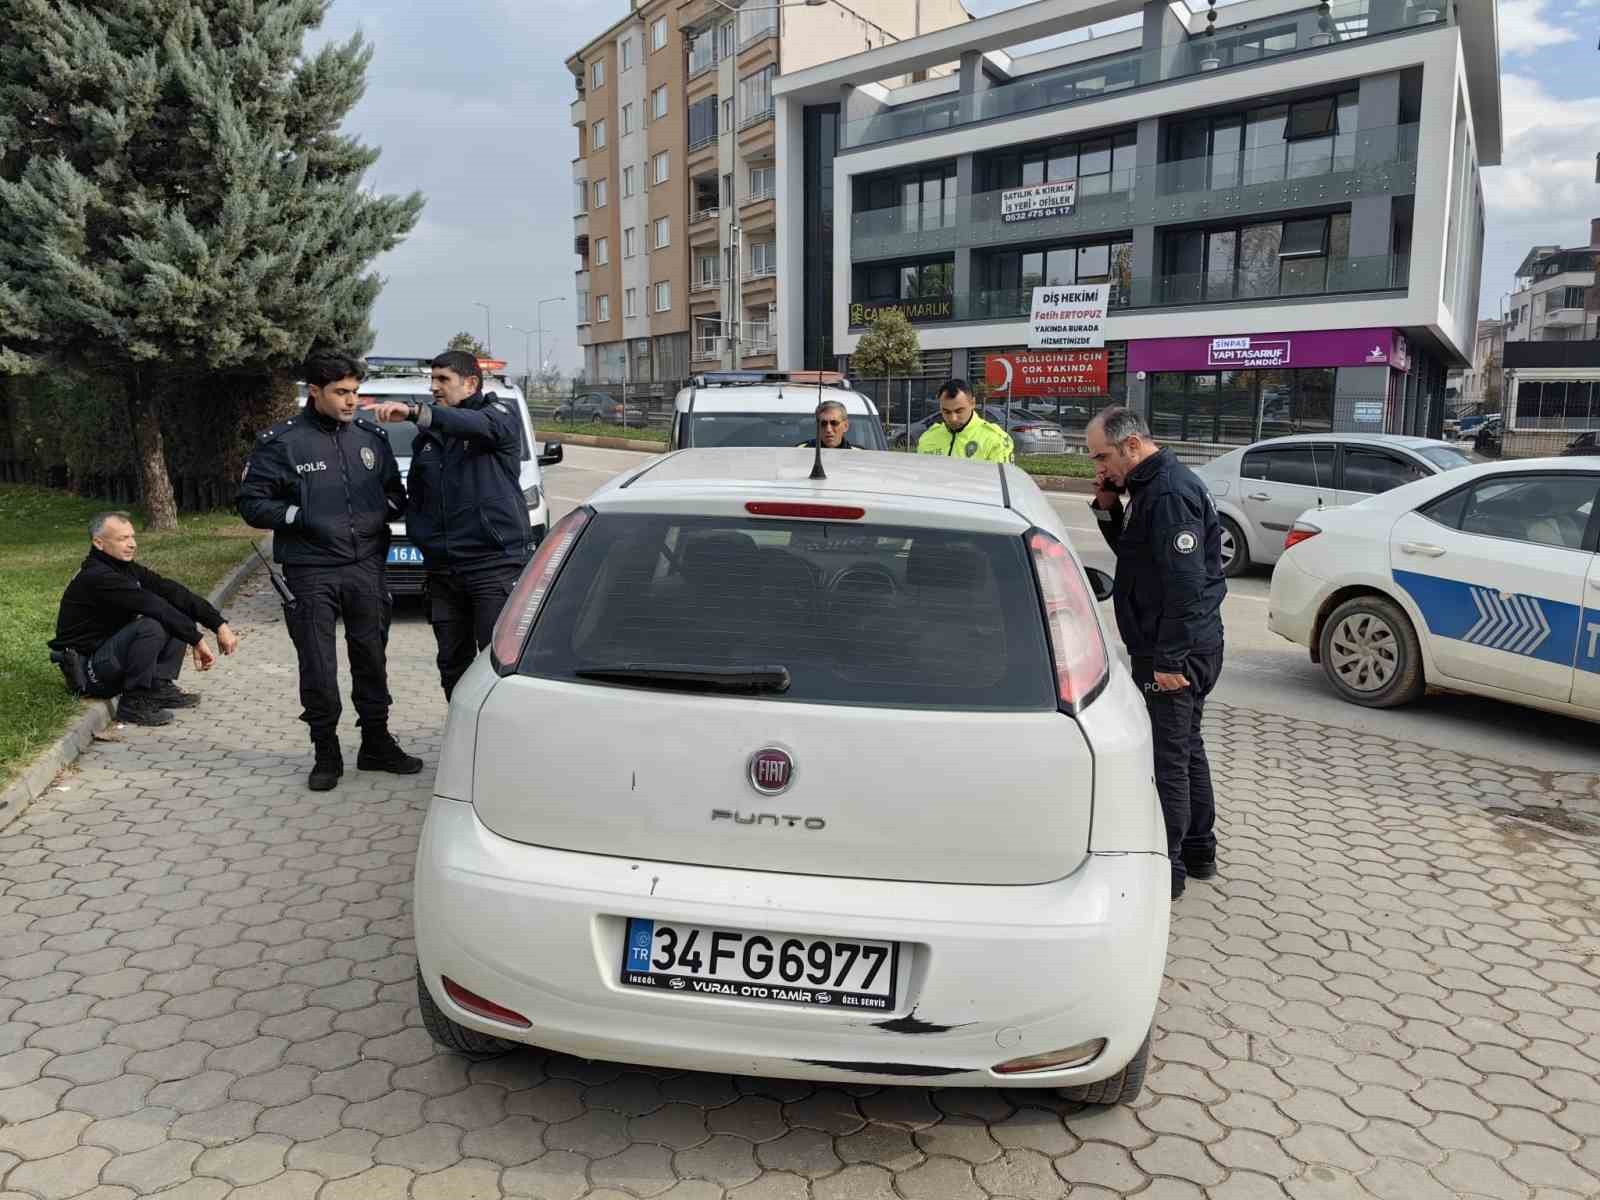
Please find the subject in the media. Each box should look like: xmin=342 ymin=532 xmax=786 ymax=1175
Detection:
xmin=1218 ymin=516 xmax=1250 ymax=579
xmin=416 ymin=969 xmax=522 ymax=1058
xmin=1318 ymin=594 xmax=1426 ymax=708
xmin=1058 ymin=1029 xmax=1151 ymax=1106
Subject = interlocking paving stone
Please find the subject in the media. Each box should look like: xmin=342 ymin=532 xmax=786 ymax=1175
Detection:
xmin=0 ymin=574 xmax=1597 ymax=1199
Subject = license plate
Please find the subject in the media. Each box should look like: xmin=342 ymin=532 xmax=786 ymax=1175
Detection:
xmin=387 ymin=545 xmax=424 ymax=564
xmin=621 ymin=918 xmax=899 ymax=1011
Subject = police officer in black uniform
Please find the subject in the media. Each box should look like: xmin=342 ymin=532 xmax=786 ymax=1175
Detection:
xmin=362 ymin=349 xmax=531 ymax=700
xmin=238 ymin=352 xmax=423 ymax=791
xmin=1086 ymin=406 xmax=1226 ymax=900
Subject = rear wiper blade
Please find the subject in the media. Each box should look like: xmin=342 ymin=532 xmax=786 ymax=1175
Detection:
xmin=574 ymin=663 xmax=791 ymax=693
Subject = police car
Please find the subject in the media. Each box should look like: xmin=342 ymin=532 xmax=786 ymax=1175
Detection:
xmin=304 ymin=357 xmax=563 ymax=594
xmin=413 ymin=448 xmax=1170 ymax=1103
xmin=669 ymin=371 xmax=889 ymax=450
xmin=1269 ymin=459 xmax=1600 ymax=720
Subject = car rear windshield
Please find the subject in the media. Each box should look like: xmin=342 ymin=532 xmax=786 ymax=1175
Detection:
xmin=522 ymin=513 xmax=1056 ymax=710
xmin=686 ymin=411 xmax=888 ymax=450
xmin=1416 ymin=445 xmax=1472 ymax=472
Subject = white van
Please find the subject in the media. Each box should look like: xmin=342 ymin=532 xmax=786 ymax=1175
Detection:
xmin=297 ymin=362 xmax=563 ymax=593
xmin=669 ymin=371 xmax=888 ymax=451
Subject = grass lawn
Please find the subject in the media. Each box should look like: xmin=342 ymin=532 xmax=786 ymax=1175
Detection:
xmin=0 ymin=485 xmax=259 ymax=788
xmin=538 ymin=421 xmax=668 ymax=443
xmin=1016 ymin=454 xmax=1097 ymax=479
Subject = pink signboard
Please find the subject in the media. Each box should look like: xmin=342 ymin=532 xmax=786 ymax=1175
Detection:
xmin=1128 ymin=328 xmax=1407 ymax=373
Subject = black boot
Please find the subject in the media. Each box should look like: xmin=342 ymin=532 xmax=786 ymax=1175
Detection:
xmin=356 ymin=728 xmax=424 ymax=775
xmin=309 ymin=737 xmax=344 ymax=791
xmin=1182 ymin=850 xmax=1218 ymax=881
xmin=118 ymin=689 xmax=173 ymax=727
xmin=150 ymin=680 xmax=201 ymax=709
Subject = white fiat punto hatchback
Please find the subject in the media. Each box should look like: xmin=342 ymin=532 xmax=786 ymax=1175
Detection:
xmin=413 ymin=448 xmax=1169 ymax=1103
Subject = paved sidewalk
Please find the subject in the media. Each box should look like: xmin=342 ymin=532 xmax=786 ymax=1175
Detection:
xmin=1 ymin=576 xmax=1597 ymax=1200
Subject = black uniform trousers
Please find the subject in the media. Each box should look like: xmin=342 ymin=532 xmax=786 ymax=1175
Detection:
xmin=426 ymin=563 xmax=522 ymax=699
xmin=283 ymin=559 xmax=393 ymax=741
xmin=84 ymin=618 xmax=188 ymax=699
xmin=1132 ymin=647 xmax=1223 ymax=886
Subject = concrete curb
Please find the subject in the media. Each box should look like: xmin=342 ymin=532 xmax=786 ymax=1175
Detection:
xmin=0 ymin=535 xmax=269 ymax=836
xmin=538 ymin=430 xmax=666 ymax=453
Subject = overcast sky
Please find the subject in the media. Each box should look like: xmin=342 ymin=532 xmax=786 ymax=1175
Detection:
xmin=321 ymin=0 xmax=1593 ymax=372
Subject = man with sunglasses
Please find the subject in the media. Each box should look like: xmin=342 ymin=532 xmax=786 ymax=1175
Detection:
xmin=797 ymin=400 xmax=859 ymax=449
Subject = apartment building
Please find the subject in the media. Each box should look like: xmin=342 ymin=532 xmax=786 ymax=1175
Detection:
xmin=773 ymin=0 xmax=1500 ymax=443
xmin=1446 ymin=316 xmax=1502 ymax=408
xmin=569 ymin=0 xmax=970 ymax=384
xmin=1504 ymin=221 xmax=1600 ymax=344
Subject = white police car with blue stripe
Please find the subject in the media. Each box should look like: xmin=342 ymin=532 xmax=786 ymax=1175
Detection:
xmin=1269 ymin=458 xmax=1600 ymax=719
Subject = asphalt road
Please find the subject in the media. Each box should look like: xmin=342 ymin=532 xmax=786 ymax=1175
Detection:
xmin=539 ymin=446 xmax=1599 ymax=774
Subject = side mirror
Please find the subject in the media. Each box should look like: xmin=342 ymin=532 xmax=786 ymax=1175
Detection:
xmin=1085 ymin=566 xmax=1115 ymax=602
xmin=538 ymin=441 xmax=564 ymax=467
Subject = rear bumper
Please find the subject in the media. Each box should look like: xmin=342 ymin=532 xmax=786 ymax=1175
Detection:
xmin=414 ymin=798 xmax=1169 ymax=1089
xmin=1267 ymin=552 xmax=1326 ymax=649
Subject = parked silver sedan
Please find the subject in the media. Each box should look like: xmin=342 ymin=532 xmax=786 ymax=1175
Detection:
xmin=1195 ymin=433 xmax=1472 ymax=577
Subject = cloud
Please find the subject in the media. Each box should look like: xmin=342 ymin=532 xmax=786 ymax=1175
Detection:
xmin=1496 ymin=0 xmax=1580 ymax=54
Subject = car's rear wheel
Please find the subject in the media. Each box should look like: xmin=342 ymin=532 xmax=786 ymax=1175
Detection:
xmin=1319 ymin=595 xmax=1425 ymax=708
xmin=1218 ymin=517 xmax=1250 ymax=579
xmin=416 ymin=970 xmax=521 ymax=1058
xmin=1057 ymin=1029 xmax=1150 ymax=1106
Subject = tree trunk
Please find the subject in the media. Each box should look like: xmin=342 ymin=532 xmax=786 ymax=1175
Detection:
xmin=126 ymin=371 xmax=178 ymax=530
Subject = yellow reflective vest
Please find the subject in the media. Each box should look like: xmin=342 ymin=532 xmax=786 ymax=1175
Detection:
xmin=916 ymin=414 xmax=1015 ymax=463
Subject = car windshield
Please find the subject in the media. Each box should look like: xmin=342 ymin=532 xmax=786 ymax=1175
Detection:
xmin=685 ymin=411 xmax=888 ymax=450
xmin=522 ymin=513 xmax=1054 ymax=710
xmin=1416 ymin=445 xmax=1472 ymax=471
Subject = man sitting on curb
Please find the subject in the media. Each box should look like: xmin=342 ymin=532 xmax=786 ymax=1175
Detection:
xmin=49 ymin=511 xmax=239 ymax=726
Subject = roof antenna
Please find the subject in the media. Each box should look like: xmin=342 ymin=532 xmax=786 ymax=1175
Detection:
xmin=809 ymin=376 xmax=827 ymax=480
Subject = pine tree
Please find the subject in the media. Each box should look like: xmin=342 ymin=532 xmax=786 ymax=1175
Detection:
xmin=0 ymin=0 xmax=423 ymax=528
xmin=447 ymin=331 xmax=489 ymax=358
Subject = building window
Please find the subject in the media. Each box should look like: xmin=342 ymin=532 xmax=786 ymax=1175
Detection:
xmin=740 ymin=67 xmax=775 ymax=123
xmin=855 ymin=163 xmax=958 ymax=232
xmin=688 ymin=96 xmax=719 ymax=147
xmin=1161 ymin=213 xmax=1353 ymax=303
xmin=654 ymin=216 xmax=671 ymax=249
xmin=749 ymin=165 xmax=774 ymax=200
xmin=750 ymin=241 xmax=776 ymax=276
xmin=722 ymin=98 xmax=734 ymax=133
xmin=653 ymin=151 xmax=670 ymax=184
xmin=740 ymin=6 xmax=778 ymax=44
xmin=624 ymin=227 xmax=637 ymax=258
xmin=591 ymin=119 xmax=606 ymax=150
xmin=621 ymin=38 xmax=635 ymax=71
xmin=721 ymin=172 xmax=733 ymax=208
xmin=593 ymin=178 xmax=608 ymax=207
xmin=595 ymin=236 xmax=609 ymax=266
xmin=592 ymin=60 xmax=605 ymax=89
xmin=625 ymin=288 xmax=637 ymax=318
xmin=718 ymin=20 xmax=736 ymax=59
xmin=651 ymin=16 xmax=668 ymax=51
xmin=652 ymin=85 xmax=668 ymax=121
xmin=621 ymin=104 xmax=634 ymax=135
xmin=1150 ymin=368 xmax=1334 ymax=445
xmin=981 ymin=132 xmax=1136 ymax=196
xmin=697 ymin=253 xmax=719 ymax=285
xmin=622 ymin=166 xmax=635 ymax=197
xmin=574 ymin=179 xmax=588 ymax=214
xmin=654 ymin=281 xmax=672 ymax=312
xmin=853 ymin=258 xmax=955 ymax=303
xmin=689 ymin=33 xmax=714 ymax=74
xmin=597 ymin=294 xmax=611 ymax=323
xmin=978 ymin=239 xmax=1134 ymax=314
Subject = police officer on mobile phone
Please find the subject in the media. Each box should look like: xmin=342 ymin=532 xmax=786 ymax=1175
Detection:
xmin=362 ymin=349 xmax=532 ymax=700
xmin=238 ymin=352 xmax=423 ymax=791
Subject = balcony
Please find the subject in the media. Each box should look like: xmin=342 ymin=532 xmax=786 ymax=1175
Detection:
xmin=739 ymin=106 xmax=774 ymax=132
xmin=838 ymin=0 xmax=1451 ymax=150
xmin=847 ymin=253 xmax=1408 ymax=326
xmin=1541 ymin=307 xmax=1586 ymax=328
xmin=852 ymin=124 xmax=1419 ymax=262
xmin=743 ymin=265 xmax=778 ymax=286
xmin=690 ymin=206 xmax=720 ymax=226
xmin=742 ymin=322 xmax=776 ymax=355
xmin=690 ymin=275 xmax=722 ymax=295
xmin=742 ymin=187 xmax=775 ymax=207
xmin=693 ymin=334 xmax=723 ymax=361
xmin=570 ymin=96 xmax=586 ymax=127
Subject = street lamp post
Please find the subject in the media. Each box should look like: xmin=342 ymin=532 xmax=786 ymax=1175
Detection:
xmin=536 ymin=296 xmax=566 ymax=378
xmin=690 ymin=0 xmax=837 ymax=368
xmin=473 ymin=301 xmax=492 ymax=354
xmin=506 ymin=324 xmax=536 ymax=391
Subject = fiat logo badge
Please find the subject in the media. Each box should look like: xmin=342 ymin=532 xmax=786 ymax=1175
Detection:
xmin=748 ymin=748 xmax=794 ymax=796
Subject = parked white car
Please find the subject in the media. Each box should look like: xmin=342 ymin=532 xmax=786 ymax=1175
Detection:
xmin=1196 ymin=434 xmax=1471 ymax=577
xmin=1270 ymin=459 xmax=1600 ymax=720
xmin=414 ymin=449 xmax=1169 ymax=1101
xmin=670 ymin=371 xmax=889 ymax=451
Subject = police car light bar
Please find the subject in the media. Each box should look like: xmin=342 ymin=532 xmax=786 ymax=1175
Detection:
xmin=691 ymin=370 xmax=853 ymax=389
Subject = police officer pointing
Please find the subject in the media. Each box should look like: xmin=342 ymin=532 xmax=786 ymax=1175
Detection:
xmin=363 ymin=349 xmax=532 ymax=700
xmin=1086 ymin=406 xmax=1226 ymax=900
xmin=238 ymin=352 xmax=423 ymax=791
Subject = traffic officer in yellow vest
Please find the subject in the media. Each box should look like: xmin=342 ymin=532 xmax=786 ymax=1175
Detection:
xmin=916 ymin=379 xmax=1015 ymax=463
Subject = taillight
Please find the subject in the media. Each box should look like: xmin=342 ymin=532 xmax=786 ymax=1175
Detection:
xmin=745 ymin=502 xmax=865 ymax=520
xmin=1283 ymin=521 xmax=1321 ymax=552
xmin=1015 ymin=423 xmax=1040 ymax=432
xmin=1026 ymin=529 xmax=1110 ymax=713
xmin=489 ymin=506 xmax=591 ymax=673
